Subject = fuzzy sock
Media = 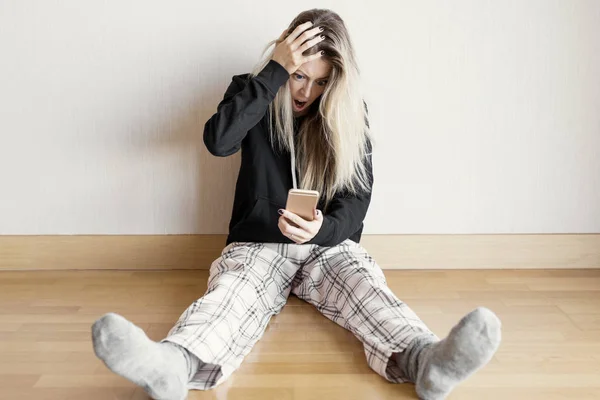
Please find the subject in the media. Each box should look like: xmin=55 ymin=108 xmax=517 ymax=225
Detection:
xmin=92 ymin=313 xmax=199 ymax=400
xmin=396 ymin=307 xmax=501 ymax=400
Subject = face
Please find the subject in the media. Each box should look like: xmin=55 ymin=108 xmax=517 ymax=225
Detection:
xmin=289 ymin=58 xmax=332 ymax=117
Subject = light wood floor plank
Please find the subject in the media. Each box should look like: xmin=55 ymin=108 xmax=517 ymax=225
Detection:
xmin=0 ymin=269 xmax=598 ymax=399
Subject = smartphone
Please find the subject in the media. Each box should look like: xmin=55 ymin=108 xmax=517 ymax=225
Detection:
xmin=285 ymin=189 xmax=319 ymax=221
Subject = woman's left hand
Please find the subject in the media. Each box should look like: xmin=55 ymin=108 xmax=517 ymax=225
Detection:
xmin=278 ymin=208 xmax=323 ymax=244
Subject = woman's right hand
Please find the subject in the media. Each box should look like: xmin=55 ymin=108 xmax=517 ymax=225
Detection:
xmin=271 ymin=22 xmax=325 ymax=75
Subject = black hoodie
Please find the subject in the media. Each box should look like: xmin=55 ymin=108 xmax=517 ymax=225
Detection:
xmin=203 ymin=59 xmax=373 ymax=247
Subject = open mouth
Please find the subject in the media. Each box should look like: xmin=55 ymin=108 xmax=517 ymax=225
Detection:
xmin=293 ymin=99 xmax=308 ymax=111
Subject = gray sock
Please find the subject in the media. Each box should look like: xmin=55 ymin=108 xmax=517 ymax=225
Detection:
xmin=395 ymin=335 xmax=435 ymax=383
xmin=396 ymin=307 xmax=501 ymax=400
xmin=92 ymin=313 xmax=199 ymax=400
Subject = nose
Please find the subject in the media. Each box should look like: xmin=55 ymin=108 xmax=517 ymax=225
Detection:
xmin=299 ymin=82 xmax=312 ymax=99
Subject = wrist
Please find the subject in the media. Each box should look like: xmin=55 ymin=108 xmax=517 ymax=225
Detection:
xmin=270 ymin=57 xmax=293 ymax=75
xmin=258 ymin=60 xmax=291 ymax=93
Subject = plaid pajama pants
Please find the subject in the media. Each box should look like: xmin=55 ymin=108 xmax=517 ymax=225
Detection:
xmin=163 ymin=239 xmax=438 ymax=390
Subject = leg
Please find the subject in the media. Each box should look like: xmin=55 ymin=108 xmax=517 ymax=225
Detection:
xmin=292 ymin=239 xmax=438 ymax=382
xmin=92 ymin=242 xmax=301 ymax=396
xmin=162 ymin=242 xmax=302 ymax=390
xmin=292 ymin=240 xmax=501 ymax=400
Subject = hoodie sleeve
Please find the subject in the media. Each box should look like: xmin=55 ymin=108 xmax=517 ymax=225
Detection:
xmin=307 ymin=144 xmax=374 ymax=247
xmin=203 ymin=60 xmax=290 ymax=157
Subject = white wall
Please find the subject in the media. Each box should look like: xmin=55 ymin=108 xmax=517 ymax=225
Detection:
xmin=1 ymin=0 xmax=599 ymax=235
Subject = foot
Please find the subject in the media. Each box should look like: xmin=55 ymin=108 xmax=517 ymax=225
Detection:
xmin=415 ymin=307 xmax=501 ymax=399
xmin=92 ymin=313 xmax=189 ymax=400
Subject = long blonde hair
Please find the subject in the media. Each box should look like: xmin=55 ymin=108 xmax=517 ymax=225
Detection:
xmin=251 ymin=9 xmax=372 ymax=207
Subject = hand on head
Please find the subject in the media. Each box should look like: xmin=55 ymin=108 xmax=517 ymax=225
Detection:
xmin=272 ymin=21 xmax=325 ymax=75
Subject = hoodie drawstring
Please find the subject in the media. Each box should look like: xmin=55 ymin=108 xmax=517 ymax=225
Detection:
xmin=290 ymin=136 xmax=298 ymax=190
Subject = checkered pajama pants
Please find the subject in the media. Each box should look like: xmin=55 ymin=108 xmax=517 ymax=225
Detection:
xmin=163 ymin=239 xmax=438 ymax=390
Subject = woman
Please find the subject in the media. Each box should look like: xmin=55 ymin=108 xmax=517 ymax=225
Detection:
xmin=92 ymin=9 xmax=501 ymax=400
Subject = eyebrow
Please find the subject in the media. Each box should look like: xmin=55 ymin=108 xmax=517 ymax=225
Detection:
xmin=296 ymin=69 xmax=330 ymax=80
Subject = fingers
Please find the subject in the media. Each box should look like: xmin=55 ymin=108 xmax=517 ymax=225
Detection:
xmin=290 ymin=26 xmax=324 ymax=51
xmin=298 ymin=35 xmax=325 ymax=53
xmin=313 ymin=208 xmax=323 ymax=221
xmin=279 ymin=209 xmax=310 ymax=230
xmin=278 ymin=216 xmax=307 ymax=243
xmin=276 ymin=29 xmax=288 ymax=43
xmin=272 ymin=21 xmax=326 ymax=74
xmin=303 ymin=50 xmax=325 ymax=64
xmin=286 ymin=21 xmax=314 ymax=43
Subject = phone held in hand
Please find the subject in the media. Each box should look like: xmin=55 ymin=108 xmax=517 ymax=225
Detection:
xmin=285 ymin=189 xmax=319 ymax=221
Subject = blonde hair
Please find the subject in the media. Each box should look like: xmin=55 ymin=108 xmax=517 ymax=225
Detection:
xmin=251 ymin=9 xmax=372 ymax=207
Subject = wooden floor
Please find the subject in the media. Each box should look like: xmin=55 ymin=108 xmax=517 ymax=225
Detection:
xmin=1 ymin=269 xmax=599 ymax=400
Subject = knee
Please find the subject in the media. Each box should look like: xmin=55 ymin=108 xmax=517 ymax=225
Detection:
xmin=336 ymin=262 xmax=385 ymax=287
xmin=339 ymin=259 xmax=387 ymax=283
